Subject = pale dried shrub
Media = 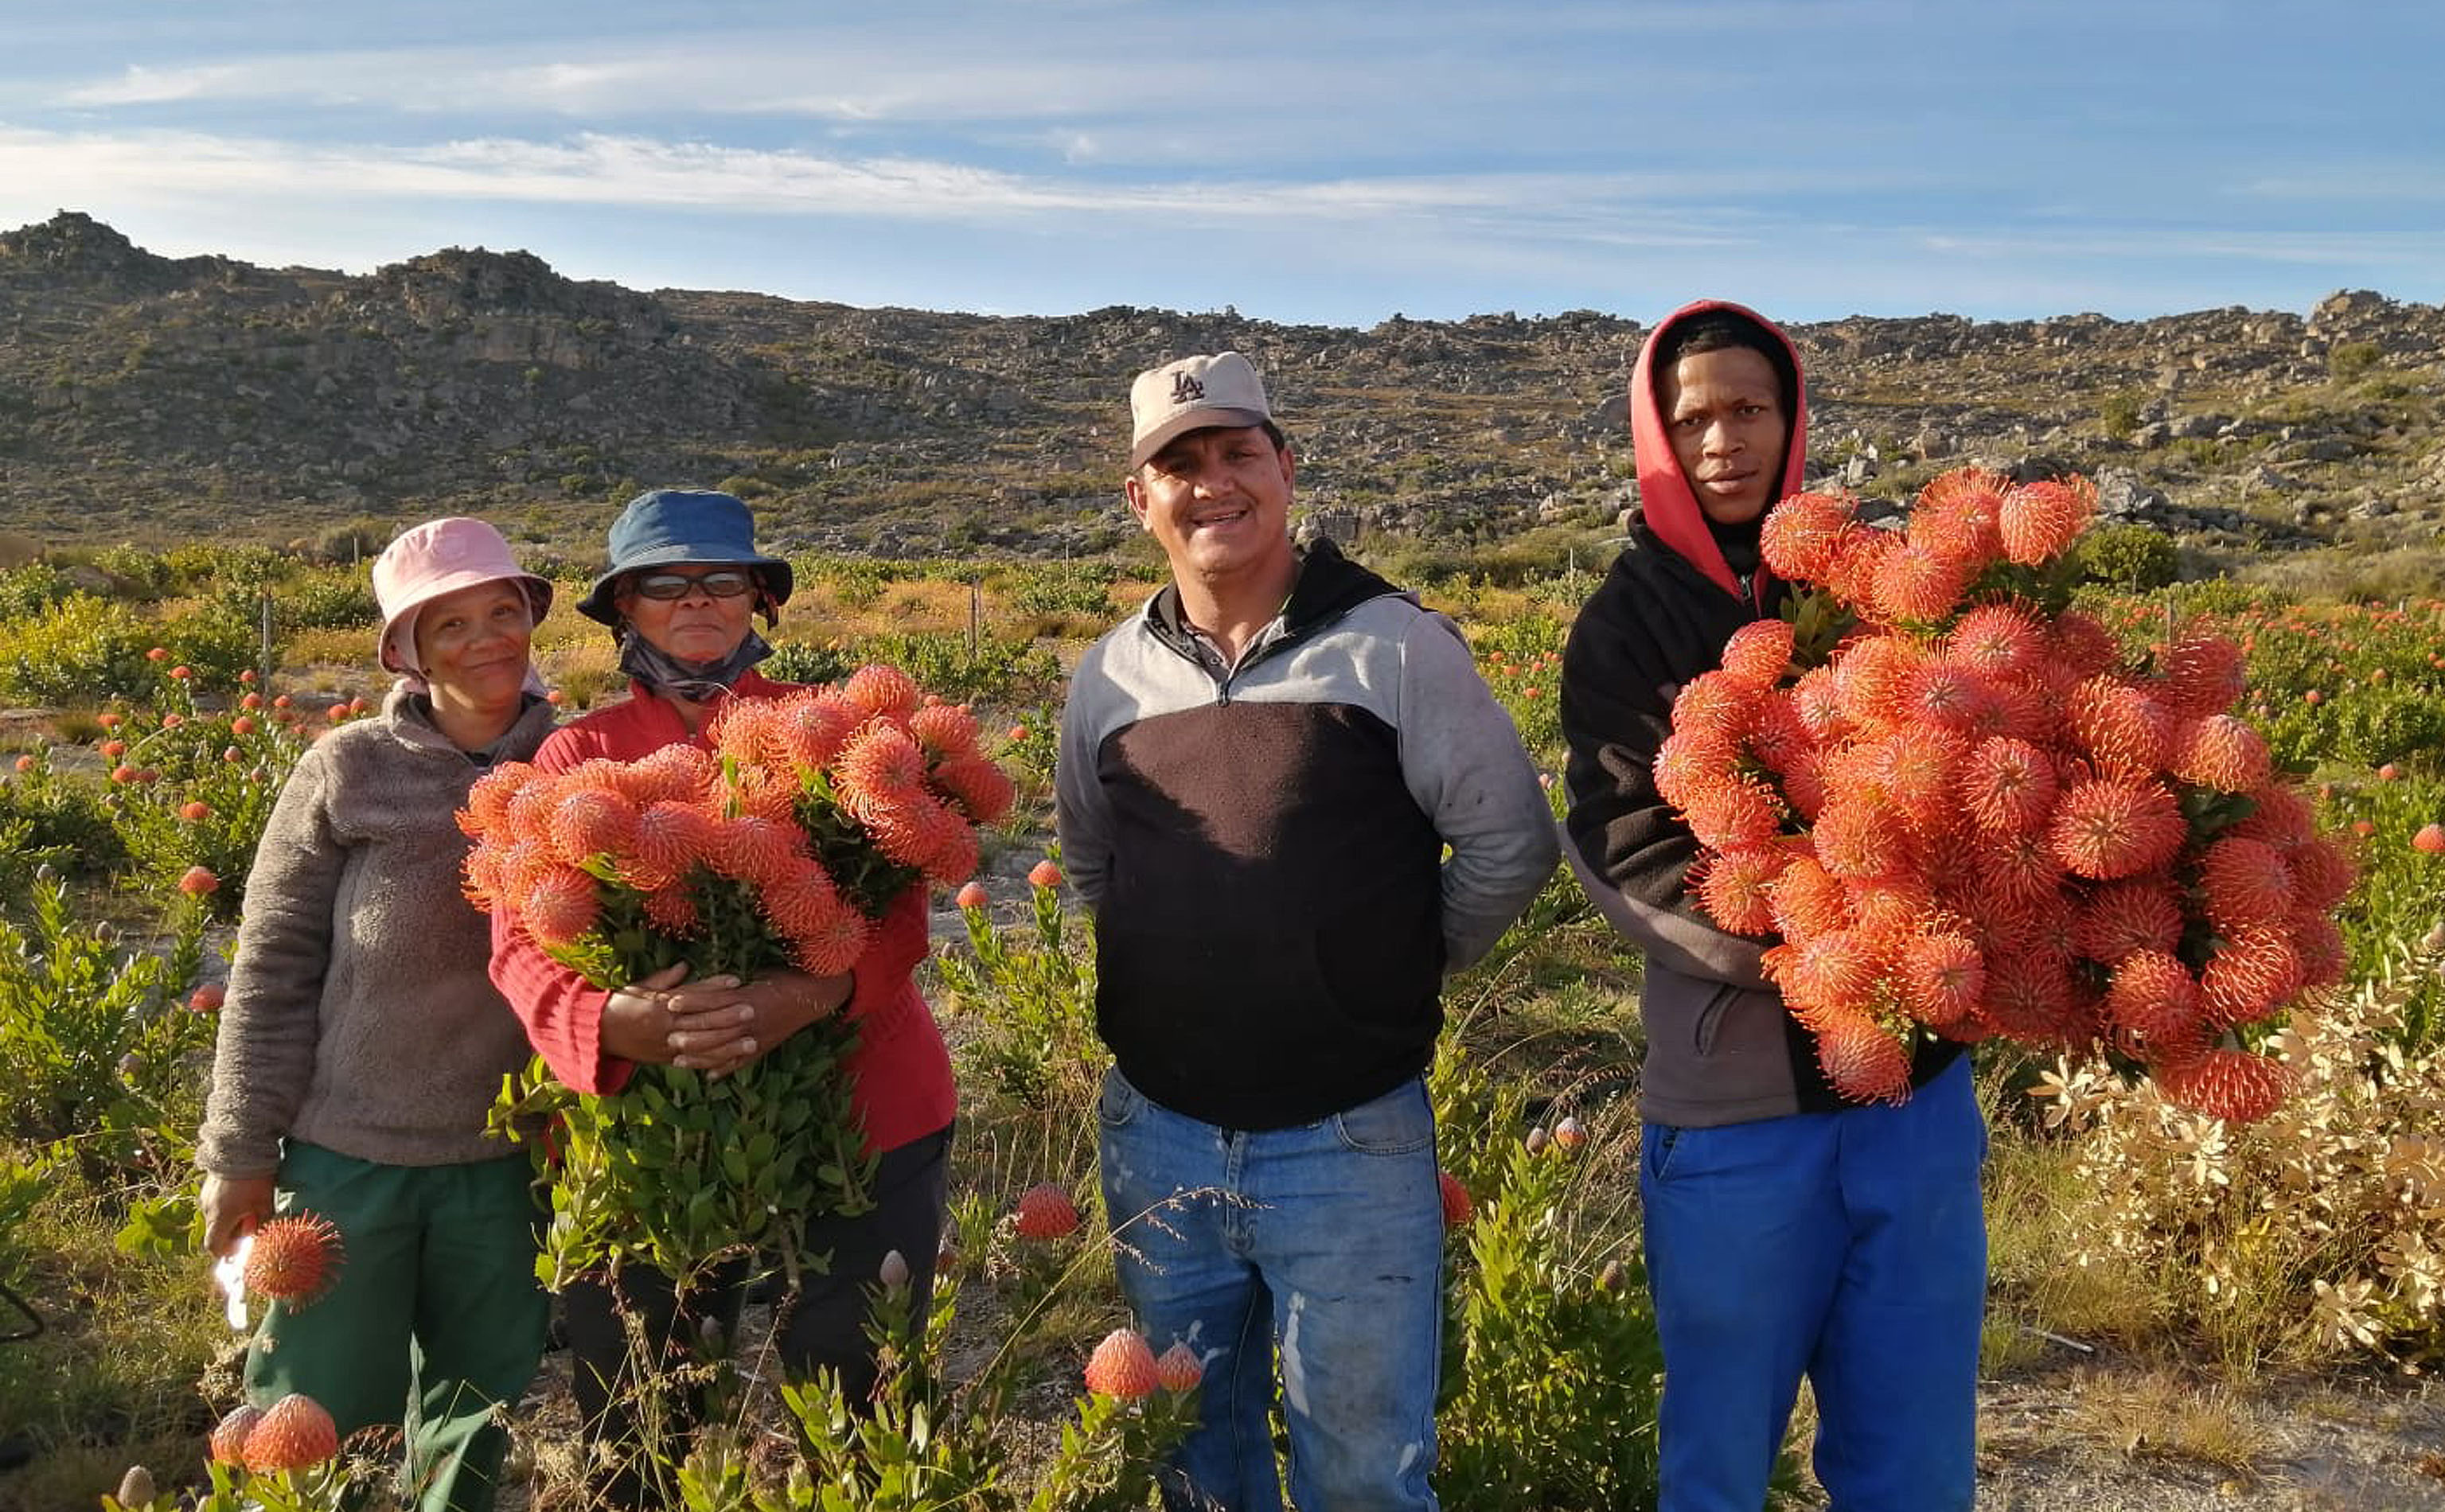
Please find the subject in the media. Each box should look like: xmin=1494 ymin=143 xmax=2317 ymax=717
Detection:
xmin=2027 ymin=921 xmax=2445 ymax=1374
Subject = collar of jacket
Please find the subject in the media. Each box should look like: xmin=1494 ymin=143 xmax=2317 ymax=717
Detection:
xmin=1141 ymin=538 xmax=1408 ymax=661
xmin=379 ymin=682 xmax=556 ymax=760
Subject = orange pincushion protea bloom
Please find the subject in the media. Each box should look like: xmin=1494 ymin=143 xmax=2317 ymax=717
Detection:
xmin=1996 ymin=476 xmax=2094 ymax=565
xmin=1975 ymin=949 xmax=2089 ymax=1049
xmin=1767 ymin=855 xmax=1850 ymax=943
xmin=548 ymin=785 xmax=641 ymax=867
xmin=2155 ymin=627 xmax=2249 ymax=717
xmin=1899 ymin=661 xmax=1996 ymax=735
xmin=2152 ymin=1043 xmax=2292 ymax=1124
xmin=1897 ymin=933 xmax=1983 ymax=1027
xmin=617 ymin=742 xmax=717 ymax=805
xmin=2197 ymin=836 xmax=2294 ymax=932
xmin=2045 ymin=610 xmax=2123 ymax=680
xmin=2288 ymin=911 xmax=2350 ymax=990
xmin=520 ymin=866 xmax=601 ymax=947
xmin=458 ymin=760 xmax=532 ymax=836
xmin=1719 ymin=618 xmax=1798 ymax=688
xmin=1958 ymin=736 xmax=2058 ymax=838
xmin=1694 ymin=846 xmax=1787 ymax=937
xmin=1757 ymin=489 xmax=1858 ymax=581
xmin=1811 ymin=793 xmax=1918 ymax=883
xmin=2047 ymin=776 xmax=2187 ymax=881
xmin=2065 ymin=676 xmax=2174 ymax=773
xmin=1944 ymin=602 xmax=2047 ymax=684
xmin=2198 ymin=927 xmax=2304 ymax=1027
xmin=1788 ymin=664 xmax=1850 ymax=743
xmin=2283 ymin=832 xmax=2357 ymax=914
xmin=907 ymin=701 xmax=982 ymax=759
xmin=2104 ymin=949 xmax=2203 ymax=1042
xmin=2071 ymin=877 xmax=2187 ymax=964
xmin=835 ymin=721 xmax=931 ymax=810
xmin=2232 ymin=790 xmax=2315 ymax=863
xmin=2168 ymin=714 xmax=2272 ymax=793
xmin=708 ymin=814 xmax=802 ymax=887
xmin=1744 ymin=688 xmax=1815 ymax=774
xmin=1870 ymin=544 xmax=1977 ymax=626
xmin=1809 ymin=1009 xmax=1913 ymax=1103
xmin=1670 ymin=670 xmax=1761 ymax=741
xmin=769 ymin=691 xmax=863 ymax=771
xmin=1833 ymin=633 xmax=1928 ymax=732
xmin=841 ymin=662 xmax=922 ymax=719
xmin=630 ymin=799 xmax=719 ymax=889
xmin=1653 ymin=729 xmax=1737 ymax=810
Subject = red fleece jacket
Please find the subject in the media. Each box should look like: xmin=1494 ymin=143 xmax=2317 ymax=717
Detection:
xmin=487 ymin=669 xmax=957 ymax=1155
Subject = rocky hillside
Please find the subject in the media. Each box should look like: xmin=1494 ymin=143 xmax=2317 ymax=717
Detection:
xmin=2 ymin=211 xmax=2440 ymax=567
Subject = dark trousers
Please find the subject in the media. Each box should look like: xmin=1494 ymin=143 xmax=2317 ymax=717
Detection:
xmin=560 ymin=1124 xmax=952 ymax=1508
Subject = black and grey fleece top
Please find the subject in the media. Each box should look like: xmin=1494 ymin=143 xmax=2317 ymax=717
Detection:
xmin=1056 ymin=542 xmax=1557 ymax=1131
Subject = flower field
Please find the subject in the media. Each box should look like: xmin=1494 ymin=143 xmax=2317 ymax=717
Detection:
xmin=1 ymin=539 xmax=2442 ymax=1509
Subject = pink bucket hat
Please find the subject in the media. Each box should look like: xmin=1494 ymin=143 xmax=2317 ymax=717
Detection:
xmin=371 ymin=518 xmax=553 ymax=679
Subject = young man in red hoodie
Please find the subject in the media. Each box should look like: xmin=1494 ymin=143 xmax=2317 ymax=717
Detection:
xmin=1559 ymin=302 xmax=1986 ymax=1510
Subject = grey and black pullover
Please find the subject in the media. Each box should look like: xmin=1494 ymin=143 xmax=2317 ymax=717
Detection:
xmin=1057 ymin=542 xmax=1557 ymax=1131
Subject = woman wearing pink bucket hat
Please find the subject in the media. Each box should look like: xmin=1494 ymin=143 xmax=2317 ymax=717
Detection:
xmin=197 ymin=517 xmax=562 ymax=1512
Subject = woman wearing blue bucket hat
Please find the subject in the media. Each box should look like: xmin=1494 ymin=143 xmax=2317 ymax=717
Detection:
xmin=490 ymin=489 xmax=956 ymax=1508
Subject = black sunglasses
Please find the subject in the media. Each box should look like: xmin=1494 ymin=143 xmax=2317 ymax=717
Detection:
xmin=626 ymin=568 xmax=758 ymax=602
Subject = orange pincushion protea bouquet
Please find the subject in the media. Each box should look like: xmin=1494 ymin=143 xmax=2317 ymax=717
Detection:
xmin=1664 ymin=466 xmax=2350 ymax=1124
xmin=468 ymin=665 xmax=1015 ymax=1285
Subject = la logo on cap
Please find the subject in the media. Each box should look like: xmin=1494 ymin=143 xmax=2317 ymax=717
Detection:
xmin=1170 ymin=372 xmax=1206 ymax=404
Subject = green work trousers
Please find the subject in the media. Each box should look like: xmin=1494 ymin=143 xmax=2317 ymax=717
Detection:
xmin=244 ymin=1143 xmax=546 ymax=1512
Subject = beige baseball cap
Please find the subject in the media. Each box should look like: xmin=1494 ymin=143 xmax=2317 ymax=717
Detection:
xmin=1129 ymin=351 xmax=1273 ymax=470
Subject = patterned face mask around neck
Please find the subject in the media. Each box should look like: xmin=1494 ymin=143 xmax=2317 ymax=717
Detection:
xmin=616 ymin=625 xmax=776 ymax=704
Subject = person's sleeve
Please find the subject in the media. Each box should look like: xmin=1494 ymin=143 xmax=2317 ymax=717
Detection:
xmin=196 ymin=751 xmax=346 ymax=1178
xmin=485 ymin=723 xmax=630 ymax=1094
xmin=1396 ymin=614 xmax=1561 ymax=972
xmin=1053 ymin=653 xmax=1114 ymax=906
xmin=844 ymin=885 xmax=928 ymax=1021
xmin=489 ymin=906 xmax=628 ymax=1094
xmin=1557 ymin=586 xmax=1769 ymax=989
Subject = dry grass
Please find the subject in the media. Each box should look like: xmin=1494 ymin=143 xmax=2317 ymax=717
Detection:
xmin=2057 ymin=1366 xmax=2273 ymax=1468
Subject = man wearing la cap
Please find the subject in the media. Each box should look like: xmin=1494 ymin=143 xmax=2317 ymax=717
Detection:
xmin=199 ymin=518 xmax=560 ymax=1512
xmin=1057 ymin=354 xmax=1556 ymax=1510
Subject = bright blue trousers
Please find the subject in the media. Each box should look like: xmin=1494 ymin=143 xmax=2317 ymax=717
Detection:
xmin=1640 ymin=1054 xmax=1987 ymax=1511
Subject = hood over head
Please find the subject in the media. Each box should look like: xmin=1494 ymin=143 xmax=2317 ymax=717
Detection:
xmin=1628 ymin=298 xmax=1808 ymax=605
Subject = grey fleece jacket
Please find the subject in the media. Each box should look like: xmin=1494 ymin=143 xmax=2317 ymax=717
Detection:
xmin=197 ymin=686 xmax=558 ymax=1176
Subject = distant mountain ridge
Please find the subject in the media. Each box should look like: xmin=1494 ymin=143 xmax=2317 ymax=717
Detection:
xmin=2 ymin=211 xmax=2439 ymax=563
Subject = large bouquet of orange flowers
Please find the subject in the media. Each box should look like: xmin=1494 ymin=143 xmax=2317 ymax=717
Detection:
xmin=466 ymin=665 xmax=1015 ymax=1284
xmin=1663 ymin=467 xmax=2349 ymax=1124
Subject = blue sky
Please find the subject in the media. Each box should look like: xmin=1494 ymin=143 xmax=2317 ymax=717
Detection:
xmin=2 ymin=1 xmax=2439 ymax=328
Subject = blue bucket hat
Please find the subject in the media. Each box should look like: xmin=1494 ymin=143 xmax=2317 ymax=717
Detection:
xmin=576 ymin=489 xmax=794 ymax=625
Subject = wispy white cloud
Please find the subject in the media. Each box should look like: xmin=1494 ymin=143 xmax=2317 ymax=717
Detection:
xmin=0 ymin=125 xmax=1872 ymax=235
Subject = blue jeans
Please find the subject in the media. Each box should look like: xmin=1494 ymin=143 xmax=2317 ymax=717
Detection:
xmin=1098 ymin=1067 xmax=1443 ymax=1512
xmin=1640 ymin=1054 xmax=1987 ymax=1512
